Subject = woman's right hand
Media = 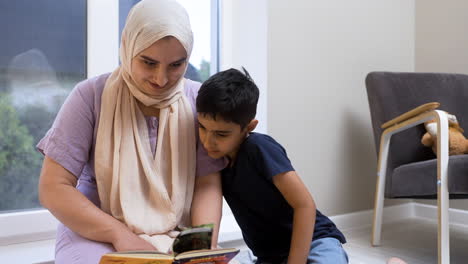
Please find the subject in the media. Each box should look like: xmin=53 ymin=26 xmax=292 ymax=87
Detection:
xmin=112 ymin=229 xmax=157 ymax=252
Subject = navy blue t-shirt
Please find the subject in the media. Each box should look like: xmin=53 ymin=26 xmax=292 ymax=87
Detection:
xmin=221 ymin=133 xmax=346 ymax=258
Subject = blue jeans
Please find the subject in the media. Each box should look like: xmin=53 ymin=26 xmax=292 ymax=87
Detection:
xmin=250 ymin=238 xmax=348 ymax=264
xmin=306 ymin=237 xmax=348 ymax=264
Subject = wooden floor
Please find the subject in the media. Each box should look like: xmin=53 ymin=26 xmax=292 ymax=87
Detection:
xmin=342 ymin=217 xmax=468 ymax=264
xmin=226 ymin=217 xmax=468 ymax=264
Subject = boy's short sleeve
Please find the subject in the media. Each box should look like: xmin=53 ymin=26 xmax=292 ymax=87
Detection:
xmin=36 ymin=79 xmax=97 ymax=178
xmin=247 ymin=134 xmax=294 ymax=181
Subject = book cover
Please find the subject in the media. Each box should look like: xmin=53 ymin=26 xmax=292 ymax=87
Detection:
xmin=99 ymin=248 xmax=239 ymax=264
xmin=175 ymin=248 xmax=240 ymax=264
xmin=99 ymin=224 xmax=239 ymax=264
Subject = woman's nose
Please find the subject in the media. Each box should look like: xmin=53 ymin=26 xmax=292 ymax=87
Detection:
xmin=154 ymin=69 xmax=168 ymax=87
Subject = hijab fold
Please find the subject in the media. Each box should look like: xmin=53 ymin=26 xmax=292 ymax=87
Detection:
xmin=94 ymin=0 xmax=196 ymax=253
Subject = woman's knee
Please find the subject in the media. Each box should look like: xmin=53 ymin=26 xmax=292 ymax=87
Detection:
xmin=55 ymin=224 xmax=114 ymax=264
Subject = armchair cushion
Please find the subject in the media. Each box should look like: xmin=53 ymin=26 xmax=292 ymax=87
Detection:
xmin=391 ymin=154 xmax=468 ymax=198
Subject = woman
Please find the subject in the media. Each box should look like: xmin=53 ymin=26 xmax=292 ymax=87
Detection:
xmin=37 ymin=0 xmax=223 ymax=263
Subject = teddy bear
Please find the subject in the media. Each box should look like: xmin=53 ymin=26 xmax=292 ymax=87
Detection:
xmin=421 ymin=113 xmax=468 ymax=155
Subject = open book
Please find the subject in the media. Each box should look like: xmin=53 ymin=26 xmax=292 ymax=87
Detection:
xmin=99 ymin=224 xmax=240 ymax=264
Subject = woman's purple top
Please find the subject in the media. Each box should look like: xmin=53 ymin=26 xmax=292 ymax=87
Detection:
xmin=37 ymin=73 xmax=224 ymax=207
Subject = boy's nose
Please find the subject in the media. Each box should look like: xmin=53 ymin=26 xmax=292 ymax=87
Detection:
xmin=203 ymin=133 xmax=216 ymax=148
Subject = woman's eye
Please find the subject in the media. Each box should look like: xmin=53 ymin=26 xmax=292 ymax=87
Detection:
xmin=143 ymin=60 xmax=155 ymax=66
xmin=171 ymin=62 xmax=182 ymax=67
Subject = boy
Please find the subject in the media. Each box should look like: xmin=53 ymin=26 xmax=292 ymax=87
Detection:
xmin=191 ymin=68 xmax=348 ymax=264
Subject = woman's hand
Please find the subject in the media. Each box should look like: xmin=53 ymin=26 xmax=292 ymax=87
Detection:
xmin=112 ymin=229 xmax=157 ymax=252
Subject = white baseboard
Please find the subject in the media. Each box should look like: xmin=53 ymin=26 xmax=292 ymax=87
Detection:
xmin=330 ymin=203 xmax=414 ymax=231
xmin=412 ymin=202 xmax=468 ymax=227
xmin=330 ymin=202 xmax=468 ymax=231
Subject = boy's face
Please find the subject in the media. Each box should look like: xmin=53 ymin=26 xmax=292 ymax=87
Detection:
xmin=197 ymin=114 xmax=257 ymax=160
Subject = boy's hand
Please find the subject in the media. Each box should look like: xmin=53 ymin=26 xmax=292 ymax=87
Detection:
xmin=191 ymin=172 xmax=223 ymax=250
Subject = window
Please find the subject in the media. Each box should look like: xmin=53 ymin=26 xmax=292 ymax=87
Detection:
xmin=177 ymin=0 xmax=218 ymax=82
xmin=0 ymin=0 xmax=87 ymax=213
xmin=0 ymin=0 xmax=219 ymax=245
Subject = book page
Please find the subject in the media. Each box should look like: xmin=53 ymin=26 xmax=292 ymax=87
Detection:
xmin=176 ymin=248 xmax=238 ymax=258
xmin=103 ymin=251 xmax=174 ymax=259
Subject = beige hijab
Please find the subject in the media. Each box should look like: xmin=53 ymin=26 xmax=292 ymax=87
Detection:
xmin=94 ymin=0 xmax=196 ymax=253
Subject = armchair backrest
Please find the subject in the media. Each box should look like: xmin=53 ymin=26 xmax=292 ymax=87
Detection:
xmin=365 ymin=71 xmax=468 ymax=197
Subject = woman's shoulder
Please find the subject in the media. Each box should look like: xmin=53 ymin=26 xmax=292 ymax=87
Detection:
xmin=57 ymin=73 xmax=111 ymax=123
xmin=74 ymin=73 xmax=111 ymax=97
xmin=67 ymin=73 xmax=111 ymax=110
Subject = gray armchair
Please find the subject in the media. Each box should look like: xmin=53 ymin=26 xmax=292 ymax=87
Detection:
xmin=366 ymin=71 xmax=468 ymax=264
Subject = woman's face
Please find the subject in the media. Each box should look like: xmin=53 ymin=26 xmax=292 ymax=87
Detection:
xmin=131 ymin=36 xmax=188 ymax=96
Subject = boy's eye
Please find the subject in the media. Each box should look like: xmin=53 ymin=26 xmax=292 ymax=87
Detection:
xmin=216 ymin=133 xmax=229 ymax=138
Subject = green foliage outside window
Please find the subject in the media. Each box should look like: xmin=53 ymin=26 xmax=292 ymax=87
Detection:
xmin=199 ymin=59 xmax=210 ymax=82
xmin=0 ymin=95 xmax=44 ymax=211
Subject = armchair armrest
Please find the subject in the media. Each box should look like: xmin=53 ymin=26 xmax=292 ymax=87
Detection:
xmin=379 ymin=109 xmax=448 ymax=171
xmin=374 ymin=109 xmax=450 ymax=258
xmin=381 ymin=102 xmax=440 ymax=129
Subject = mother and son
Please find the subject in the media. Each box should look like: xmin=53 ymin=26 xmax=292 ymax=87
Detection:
xmin=37 ymin=0 xmax=348 ymax=263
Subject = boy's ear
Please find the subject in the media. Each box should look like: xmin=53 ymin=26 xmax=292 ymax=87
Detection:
xmin=246 ymin=119 xmax=258 ymax=133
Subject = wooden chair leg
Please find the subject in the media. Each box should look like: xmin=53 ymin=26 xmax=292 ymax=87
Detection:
xmin=372 ymin=174 xmax=385 ymax=246
xmin=372 ymin=133 xmax=391 ymax=246
xmin=438 ymin=198 xmax=450 ymax=264
xmin=437 ymin=157 xmax=450 ymax=264
xmin=436 ymin=110 xmax=450 ymax=264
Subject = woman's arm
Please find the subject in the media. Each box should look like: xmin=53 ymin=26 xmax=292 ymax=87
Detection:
xmin=191 ymin=171 xmax=223 ymax=248
xmin=273 ymin=170 xmax=316 ymax=264
xmin=38 ymin=156 xmax=155 ymax=251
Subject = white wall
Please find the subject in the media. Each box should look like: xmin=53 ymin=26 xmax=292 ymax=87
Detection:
xmin=220 ymin=0 xmax=268 ymax=133
xmin=415 ymin=0 xmax=468 ymax=210
xmin=267 ymin=0 xmax=415 ymax=215
xmin=219 ymin=0 xmax=468 ymax=217
xmin=415 ymin=0 xmax=468 ymax=75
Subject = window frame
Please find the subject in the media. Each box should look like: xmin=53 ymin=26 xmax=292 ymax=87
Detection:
xmin=0 ymin=0 xmax=221 ymax=246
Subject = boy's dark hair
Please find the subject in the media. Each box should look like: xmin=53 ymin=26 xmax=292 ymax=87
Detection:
xmin=196 ymin=67 xmax=259 ymax=128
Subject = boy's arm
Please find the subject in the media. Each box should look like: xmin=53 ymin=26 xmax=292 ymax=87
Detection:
xmin=273 ymin=170 xmax=316 ymax=264
xmin=191 ymin=171 xmax=223 ymax=248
